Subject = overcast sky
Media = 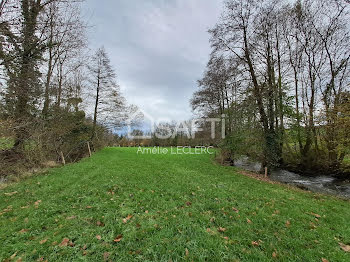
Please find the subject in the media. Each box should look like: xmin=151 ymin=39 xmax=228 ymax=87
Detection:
xmin=83 ymin=0 xmax=222 ymax=122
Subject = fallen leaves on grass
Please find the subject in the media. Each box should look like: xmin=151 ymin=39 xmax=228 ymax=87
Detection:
xmin=185 ymin=248 xmax=189 ymax=257
xmin=286 ymin=220 xmax=291 ymax=227
xmin=80 ymin=245 xmax=88 ymax=256
xmin=37 ymin=257 xmax=48 ymax=262
xmin=251 ymin=241 xmax=260 ymax=246
xmin=272 ymin=210 xmax=280 ymax=216
xmin=34 ymin=200 xmax=42 ymax=208
xmin=4 ymin=191 xmax=18 ymax=196
xmin=339 ymin=242 xmax=350 ymax=252
xmin=114 ymin=234 xmax=123 ymax=242
xmin=232 ymin=207 xmax=239 ymax=213
xmin=310 ymin=222 xmax=317 ymax=229
xmin=247 ymin=218 xmax=252 ymax=224
xmin=96 ymin=235 xmax=102 ymax=240
xmin=218 ymin=227 xmax=227 ymax=233
xmin=321 ymin=258 xmax=329 ymax=262
xmin=39 ymin=239 xmax=48 ymax=244
xmin=272 ymin=252 xmax=277 ymax=258
xmin=123 ymin=215 xmax=133 ymax=223
xmin=66 ymin=216 xmax=76 ymax=220
xmin=107 ymin=190 xmax=115 ymax=195
xmin=0 ymin=205 xmax=13 ymax=216
xmin=19 ymin=229 xmax=28 ymax=233
xmin=59 ymin=238 xmax=70 ymax=247
xmin=310 ymin=212 xmax=321 ymax=218
xmin=186 ymin=202 xmax=192 ymax=206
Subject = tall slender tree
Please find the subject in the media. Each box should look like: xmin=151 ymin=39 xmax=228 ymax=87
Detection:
xmin=88 ymin=47 xmax=122 ymax=140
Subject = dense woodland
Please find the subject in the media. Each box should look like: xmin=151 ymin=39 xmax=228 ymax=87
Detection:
xmin=192 ymin=0 xmax=350 ymax=176
xmin=0 ymin=0 xmax=135 ymax=177
xmin=1 ymin=0 xmax=350 ymax=178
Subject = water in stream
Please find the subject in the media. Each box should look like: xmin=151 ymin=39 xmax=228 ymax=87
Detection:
xmin=235 ymin=157 xmax=350 ymax=199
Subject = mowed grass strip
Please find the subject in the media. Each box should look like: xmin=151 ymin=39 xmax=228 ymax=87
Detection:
xmin=0 ymin=147 xmax=350 ymax=261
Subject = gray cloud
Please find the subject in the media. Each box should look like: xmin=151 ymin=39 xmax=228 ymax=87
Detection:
xmin=83 ymin=0 xmax=222 ymax=121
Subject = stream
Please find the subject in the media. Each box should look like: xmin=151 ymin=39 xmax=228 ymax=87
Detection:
xmin=235 ymin=156 xmax=350 ymax=199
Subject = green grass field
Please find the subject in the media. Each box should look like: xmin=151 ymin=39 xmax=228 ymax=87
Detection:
xmin=1 ymin=148 xmax=350 ymax=261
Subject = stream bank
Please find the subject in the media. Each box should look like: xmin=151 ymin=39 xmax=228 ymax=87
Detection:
xmin=235 ymin=156 xmax=350 ymax=199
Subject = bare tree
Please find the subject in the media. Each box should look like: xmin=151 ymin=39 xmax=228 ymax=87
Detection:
xmin=194 ymin=0 xmax=350 ymax=174
xmin=312 ymin=0 xmax=350 ymax=169
xmin=88 ymin=47 xmax=124 ymax=140
xmin=208 ymin=0 xmax=285 ymax=171
xmin=41 ymin=0 xmax=86 ymax=116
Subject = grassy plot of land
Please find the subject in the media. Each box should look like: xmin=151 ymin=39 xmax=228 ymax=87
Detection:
xmin=1 ymin=148 xmax=350 ymax=261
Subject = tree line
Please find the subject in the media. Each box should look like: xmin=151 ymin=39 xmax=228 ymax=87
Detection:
xmin=0 ymin=0 xmax=134 ymax=177
xmin=192 ymin=0 xmax=350 ymax=175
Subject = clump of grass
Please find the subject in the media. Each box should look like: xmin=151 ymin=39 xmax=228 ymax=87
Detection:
xmin=0 ymin=147 xmax=349 ymax=261
xmin=0 ymin=137 xmax=14 ymax=150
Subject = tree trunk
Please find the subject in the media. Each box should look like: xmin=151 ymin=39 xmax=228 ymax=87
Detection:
xmin=42 ymin=10 xmax=55 ymax=117
xmin=14 ymin=0 xmax=40 ymax=149
xmin=91 ymin=73 xmax=100 ymax=140
xmin=243 ymin=28 xmax=278 ymax=173
xmin=56 ymin=62 xmax=63 ymax=110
